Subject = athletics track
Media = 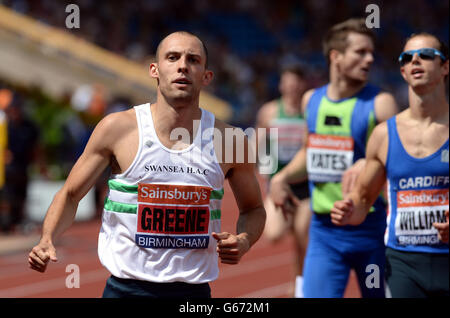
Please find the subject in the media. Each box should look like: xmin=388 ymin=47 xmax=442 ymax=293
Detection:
xmin=0 ymin=178 xmax=360 ymax=298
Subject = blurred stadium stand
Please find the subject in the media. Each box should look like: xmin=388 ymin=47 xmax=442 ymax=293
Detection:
xmin=1 ymin=1 xmax=449 ymax=122
xmin=1 ymin=0 xmax=448 ymax=127
xmin=0 ymin=5 xmax=232 ymax=121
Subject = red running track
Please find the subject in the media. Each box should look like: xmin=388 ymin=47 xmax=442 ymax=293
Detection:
xmin=0 ymin=179 xmax=361 ymax=298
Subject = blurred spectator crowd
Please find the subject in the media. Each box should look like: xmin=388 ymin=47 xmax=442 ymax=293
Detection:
xmin=0 ymin=0 xmax=448 ymax=233
xmin=0 ymin=81 xmax=125 ymax=233
xmin=1 ymin=0 xmax=449 ymax=125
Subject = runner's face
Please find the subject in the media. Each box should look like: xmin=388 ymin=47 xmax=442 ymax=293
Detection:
xmin=151 ymin=34 xmax=212 ymax=105
xmin=337 ymin=32 xmax=374 ymax=83
xmin=279 ymin=72 xmax=307 ymax=98
xmin=400 ymin=36 xmax=449 ymax=90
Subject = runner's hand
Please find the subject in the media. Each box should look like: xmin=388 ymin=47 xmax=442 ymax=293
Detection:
xmin=342 ymin=159 xmax=366 ymax=196
xmin=433 ymin=210 xmax=449 ymax=243
xmin=269 ymin=176 xmax=301 ymax=220
xmin=28 ymin=241 xmax=58 ymax=273
xmin=212 ymin=232 xmax=250 ymax=265
xmin=331 ymin=198 xmax=354 ymax=226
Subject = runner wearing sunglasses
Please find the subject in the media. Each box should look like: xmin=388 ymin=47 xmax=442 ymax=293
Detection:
xmin=399 ymin=48 xmax=446 ymax=66
xmin=270 ymin=18 xmax=399 ymax=298
xmin=331 ymin=32 xmax=449 ymax=298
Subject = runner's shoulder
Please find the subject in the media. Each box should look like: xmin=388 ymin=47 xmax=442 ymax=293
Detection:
xmin=259 ymin=99 xmax=278 ymax=112
xmin=256 ymin=100 xmax=278 ymax=127
xmin=374 ymin=91 xmax=399 ymax=122
xmin=393 ymin=109 xmax=411 ymax=124
xmin=92 ymin=108 xmax=137 ymax=144
xmin=214 ymin=118 xmax=246 ymax=139
xmin=372 ymin=120 xmax=389 ymax=138
xmin=368 ymin=120 xmax=389 ymax=150
xmin=214 ymin=118 xmax=253 ymax=165
xmin=301 ymin=88 xmax=316 ymax=113
xmin=375 ymin=90 xmax=395 ymax=99
xmin=98 ymin=108 xmax=136 ymax=132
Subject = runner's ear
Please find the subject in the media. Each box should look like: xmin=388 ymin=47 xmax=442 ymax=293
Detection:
xmin=202 ymin=70 xmax=214 ymax=86
xmin=150 ymin=63 xmax=159 ymax=78
xmin=399 ymin=64 xmax=408 ymax=82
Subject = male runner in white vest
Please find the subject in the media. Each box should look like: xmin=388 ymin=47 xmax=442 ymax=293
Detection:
xmin=28 ymin=31 xmax=266 ymax=298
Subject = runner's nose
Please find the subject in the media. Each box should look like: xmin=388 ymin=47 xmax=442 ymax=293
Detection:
xmin=178 ymin=56 xmax=189 ymax=73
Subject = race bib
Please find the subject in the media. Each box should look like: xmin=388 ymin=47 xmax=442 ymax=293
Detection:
xmin=136 ymin=184 xmax=212 ymax=249
xmin=395 ymin=189 xmax=449 ymax=246
xmin=306 ymin=134 xmax=354 ymax=183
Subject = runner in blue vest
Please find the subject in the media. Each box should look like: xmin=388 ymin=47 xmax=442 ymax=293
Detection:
xmin=331 ymin=32 xmax=449 ymax=298
xmin=270 ymin=18 xmax=398 ymax=298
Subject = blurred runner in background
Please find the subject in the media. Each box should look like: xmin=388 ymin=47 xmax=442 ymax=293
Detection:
xmin=331 ymin=32 xmax=449 ymax=298
xmin=270 ymin=18 xmax=398 ymax=298
xmin=255 ymin=64 xmax=310 ymax=297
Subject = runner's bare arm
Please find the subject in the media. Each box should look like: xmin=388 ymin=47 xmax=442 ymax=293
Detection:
xmin=341 ymin=158 xmax=367 ymax=196
xmin=331 ymin=123 xmax=388 ymax=226
xmin=433 ymin=210 xmax=449 ymax=243
xmin=341 ymin=93 xmax=397 ymax=196
xmin=28 ymin=112 xmax=127 ymax=272
xmin=213 ymin=130 xmax=266 ymax=265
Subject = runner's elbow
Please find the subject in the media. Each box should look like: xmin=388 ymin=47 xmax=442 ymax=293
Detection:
xmin=58 ymin=186 xmax=82 ymax=206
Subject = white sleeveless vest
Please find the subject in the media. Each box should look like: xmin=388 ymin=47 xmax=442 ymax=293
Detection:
xmin=98 ymin=103 xmax=225 ymax=283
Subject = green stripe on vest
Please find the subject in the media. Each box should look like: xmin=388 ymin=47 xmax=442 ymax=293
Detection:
xmin=108 ymin=180 xmax=138 ymax=193
xmin=108 ymin=180 xmax=224 ymax=200
xmin=104 ymin=198 xmax=137 ymax=214
xmin=277 ymin=98 xmax=304 ymax=119
xmin=210 ymin=209 xmax=221 ymax=220
xmin=210 ymin=188 xmax=224 ymax=200
xmin=366 ymin=111 xmax=376 ymax=144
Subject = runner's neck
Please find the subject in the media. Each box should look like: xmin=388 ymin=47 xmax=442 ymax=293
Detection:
xmin=327 ymin=77 xmax=366 ymax=100
xmin=281 ymin=96 xmax=302 ymax=116
xmin=407 ymin=83 xmax=449 ymax=123
xmin=151 ymin=102 xmax=202 ymax=141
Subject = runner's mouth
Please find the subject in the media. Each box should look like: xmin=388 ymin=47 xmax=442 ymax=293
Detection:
xmin=173 ymin=78 xmax=192 ymax=85
xmin=411 ymin=68 xmax=424 ymax=75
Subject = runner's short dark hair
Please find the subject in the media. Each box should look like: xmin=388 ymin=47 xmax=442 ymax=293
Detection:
xmin=280 ymin=64 xmax=305 ymax=79
xmin=156 ymin=31 xmax=209 ymax=68
xmin=322 ymin=18 xmax=376 ymax=66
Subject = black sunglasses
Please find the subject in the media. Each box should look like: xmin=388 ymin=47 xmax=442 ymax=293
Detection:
xmin=398 ymin=48 xmax=446 ymax=66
